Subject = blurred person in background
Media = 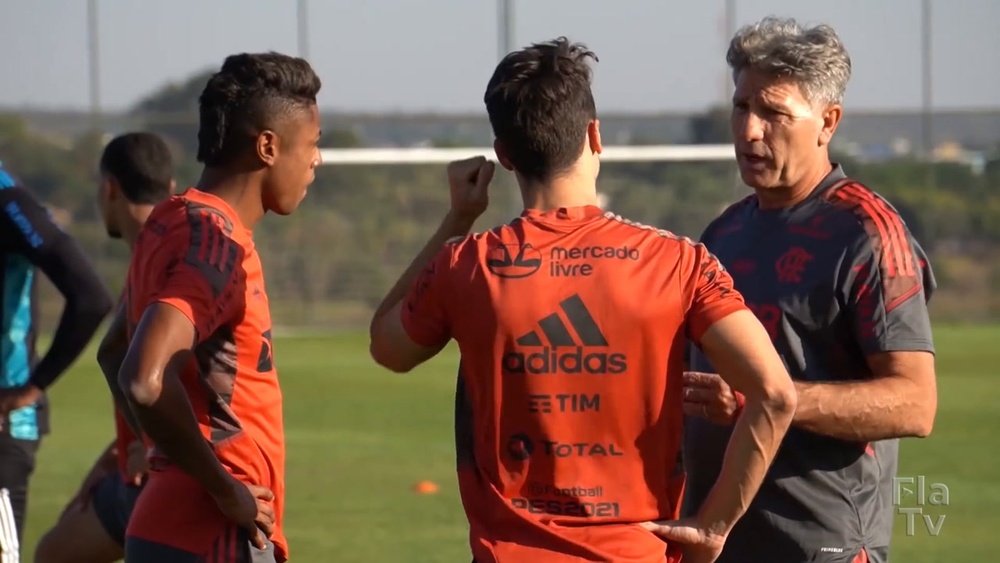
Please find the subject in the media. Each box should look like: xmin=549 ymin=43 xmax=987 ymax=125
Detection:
xmin=34 ymin=132 xmax=174 ymax=563
xmin=0 ymin=162 xmax=113 ymax=560
xmin=682 ymin=17 xmax=938 ymax=563
xmin=370 ymin=37 xmax=797 ymax=563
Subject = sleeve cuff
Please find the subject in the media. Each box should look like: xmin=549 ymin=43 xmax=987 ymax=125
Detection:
xmin=155 ymin=298 xmax=205 ymax=341
xmin=862 ymin=338 xmax=936 ymax=356
xmin=400 ymin=304 xmax=448 ymax=348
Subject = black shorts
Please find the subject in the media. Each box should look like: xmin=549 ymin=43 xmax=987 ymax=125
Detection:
xmin=91 ymin=471 xmax=143 ymax=545
xmin=124 ymin=527 xmax=277 ymax=563
xmin=0 ymin=433 xmax=39 ymax=554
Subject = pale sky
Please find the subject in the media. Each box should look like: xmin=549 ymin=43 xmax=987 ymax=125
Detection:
xmin=1 ymin=0 xmax=997 ymax=113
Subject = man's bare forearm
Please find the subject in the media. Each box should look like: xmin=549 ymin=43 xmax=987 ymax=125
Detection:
xmin=122 ymin=368 xmax=231 ymax=496
xmin=697 ymin=390 xmax=795 ymax=535
xmin=794 ymin=376 xmax=933 ymax=441
xmin=98 ymin=304 xmax=143 ymax=434
xmin=694 ymin=311 xmax=797 ymax=536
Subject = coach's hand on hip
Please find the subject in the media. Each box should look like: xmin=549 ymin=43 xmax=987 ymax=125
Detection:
xmin=447 ymin=156 xmax=495 ymax=223
xmin=683 ymin=371 xmax=743 ymax=426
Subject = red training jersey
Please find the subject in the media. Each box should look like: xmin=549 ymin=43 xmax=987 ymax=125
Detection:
xmin=124 ymin=188 xmax=287 ymax=560
xmin=402 ymin=206 xmax=746 ymax=562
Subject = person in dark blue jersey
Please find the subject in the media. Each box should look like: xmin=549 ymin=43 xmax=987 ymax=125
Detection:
xmin=0 ymin=163 xmax=113 ymax=559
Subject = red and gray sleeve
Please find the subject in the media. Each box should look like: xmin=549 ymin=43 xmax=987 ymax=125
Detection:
xmin=838 ymin=219 xmax=936 ymax=356
xmin=151 ymin=206 xmax=244 ymax=344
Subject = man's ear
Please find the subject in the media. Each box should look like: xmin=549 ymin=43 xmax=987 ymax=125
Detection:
xmin=588 ymin=119 xmax=603 ymax=154
xmin=104 ymin=175 xmax=121 ymax=202
xmin=818 ymin=104 xmax=843 ymax=147
xmin=493 ymin=139 xmax=515 ymax=171
xmin=257 ymin=130 xmax=280 ymax=166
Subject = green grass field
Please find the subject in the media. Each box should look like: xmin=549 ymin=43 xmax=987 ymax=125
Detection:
xmin=20 ymin=325 xmax=1000 ymax=562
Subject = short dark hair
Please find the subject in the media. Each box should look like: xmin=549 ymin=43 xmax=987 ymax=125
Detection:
xmin=99 ymin=132 xmax=173 ymax=205
xmin=484 ymin=37 xmax=598 ymax=181
xmin=197 ymin=52 xmax=321 ymax=167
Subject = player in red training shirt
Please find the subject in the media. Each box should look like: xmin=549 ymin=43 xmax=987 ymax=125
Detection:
xmin=35 ymin=132 xmax=174 ymax=563
xmin=117 ymin=52 xmax=321 ymax=563
xmin=370 ymin=37 xmax=798 ymax=563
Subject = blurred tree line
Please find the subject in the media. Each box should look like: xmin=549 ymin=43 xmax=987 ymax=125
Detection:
xmin=2 ymin=73 xmax=999 ymax=327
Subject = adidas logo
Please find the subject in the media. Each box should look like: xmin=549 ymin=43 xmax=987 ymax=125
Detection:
xmin=502 ymin=294 xmax=627 ymax=376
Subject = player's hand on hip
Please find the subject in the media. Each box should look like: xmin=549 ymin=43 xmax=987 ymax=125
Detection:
xmin=125 ymin=439 xmax=150 ymax=486
xmin=211 ymin=477 xmax=276 ymax=549
xmin=683 ymin=371 xmax=743 ymax=426
xmin=447 ymin=156 xmax=495 ymax=221
xmin=640 ymin=518 xmax=726 ymax=563
xmin=0 ymin=384 xmax=42 ymax=416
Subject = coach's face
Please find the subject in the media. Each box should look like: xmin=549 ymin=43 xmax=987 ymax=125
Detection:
xmin=731 ymin=68 xmax=834 ymax=193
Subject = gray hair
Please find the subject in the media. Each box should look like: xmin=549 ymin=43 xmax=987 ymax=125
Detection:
xmin=727 ymin=17 xmax=852 ymax=105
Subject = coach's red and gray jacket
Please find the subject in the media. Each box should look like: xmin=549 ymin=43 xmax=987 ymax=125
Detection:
xmin=682 ymin=164 xmax=935 ymax=563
